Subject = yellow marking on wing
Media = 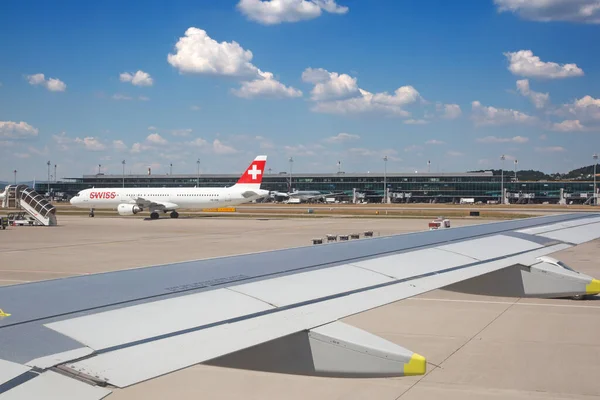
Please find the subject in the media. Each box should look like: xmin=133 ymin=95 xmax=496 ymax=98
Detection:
xmin=403 ymin=353 xmax=426 ymax=376
xmin=586 ymin=279 xmax=600 ymax=295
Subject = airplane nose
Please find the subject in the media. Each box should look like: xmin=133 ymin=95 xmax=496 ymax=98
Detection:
xmin=70 ymin=196 xmax=78 ymax=205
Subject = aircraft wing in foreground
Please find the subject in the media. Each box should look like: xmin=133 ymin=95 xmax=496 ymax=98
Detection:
xmin=1 ymin=213 xmax=600 ymax=399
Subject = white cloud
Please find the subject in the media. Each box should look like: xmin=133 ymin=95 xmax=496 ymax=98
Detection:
xmin=556 ymin=95 xmax=600 ymax=127
xmin=438 ymin=103 xmax=462 ymax=119
xmin=476 ymin=135 xmax=529 ymax=143
xmin=168 ymin=28 xmax=260 ymax=77
xmin=213 ymin=139 xmax=238 ymax=154
xmin=46 ymin=78 xmax=67 ymax=92
xmin=113 ymin=140 xmax=128 ymax=151
xmin=535 ymin=146 xmax=566 ymax=153
xmin=404 ymin=145 xmax=423 ymax=152
xmin=323 ymin=132 xmax=360 ymax=143
xmin=147 ymin=126 xmax=157 ymax=131
xmin=303 ymin=68 xmax=423 ymax=117
xmin=447 ymin=150 xmax=464 ymax=157
xmin=0 ymin=121 xmax=39 ymax=139
xmin=495 ymin=0 xmax=600 ymax=24
xmin=312 ymin=88 xmax=418 ymax=117
xmin=284 ymin=144 xmax=318 ymax=156
xmin=404 ymin=119 xmax=428 ymax=125
xmin=75 ymin=137 xmax=106 ymax=151
xmin=28 ymin=146 xmax=49 ymax=156
xmin=571 ymin=95 xmax=600 ymax=120
xmin=51 ymin=132 xmax=72 ymax=150
xmin=189 ymin=138 xmax=207 ymax=147
xmin=170 ymin=129 xmax=192 ymax=137
xmin=254 ymin=136 xmax=275 ymax=149
xmin=15 ymin=152 xmax=31 ymax=159
xmin=348 ymin=147 xmax=400 ymax=160
xmin=331 ymin=133 xmax=359 ymax=142
xmin=190 ymin=105 xmax=201 ymax=111
xmin=147 ymin=133 xmax=168 ymax=145
xmin=471 ymin=100 xmax=538 ymax=126
xmin=119 ymin=70 xmax=154 ymax=86
xmin=516 ymin=79 xmax=549 ymax=109
xmin=425 ymin=139 xmax=444 ymax=145
xmin=26 ymin=73 xmax=67 ymax=92
xmin=237 ymin=0 xmax=348 ymax=25
xmin=131 ymin=143 xmax=144 ymax=153
xmin=232 ymin=71 xmax=302 ymax=99
xmin=302 ymin=68 xmax=359 ymax=101
xmin=551 ymin=120 xmax=588 ymax=132
xmin=168 ymin=28 xmax=300 ymax=99
xmin=138 ymin=96 xmax=150 ymax=101
xmin=504 ymin=50 xmax=584 ymax=79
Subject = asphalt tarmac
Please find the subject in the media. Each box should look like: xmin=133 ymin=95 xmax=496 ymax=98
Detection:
xmin=1 ymin=214 xmax=599 ymax=400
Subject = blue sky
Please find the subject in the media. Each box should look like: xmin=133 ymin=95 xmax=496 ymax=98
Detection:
xmin=1 ymin=0 xmax=599 ymax=181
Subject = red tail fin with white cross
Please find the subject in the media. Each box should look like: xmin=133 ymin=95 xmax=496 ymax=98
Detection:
xmin=234 ymin=155 xmax=267 ymax=189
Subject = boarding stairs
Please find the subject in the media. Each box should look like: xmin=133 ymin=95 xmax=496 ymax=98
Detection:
xmin=0 ymin=185 xmax=57 ymax=226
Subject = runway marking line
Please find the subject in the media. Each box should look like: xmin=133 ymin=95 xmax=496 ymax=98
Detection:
xmin=0 ymin=269 xmax=88 ymax=276
xmin=409 ymin=297 xmax=600 ymax=309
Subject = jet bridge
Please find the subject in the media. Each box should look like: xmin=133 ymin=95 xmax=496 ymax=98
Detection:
xmin=0 ymin=185 xmax=57 ymax=226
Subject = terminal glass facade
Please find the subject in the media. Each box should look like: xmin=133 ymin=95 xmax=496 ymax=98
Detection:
xmin=39 ymin=172 xmax=597 ymax=204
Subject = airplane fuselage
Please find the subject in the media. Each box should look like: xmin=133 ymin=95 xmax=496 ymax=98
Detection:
xmin=71 ymin=186 xmax=267 ymax=210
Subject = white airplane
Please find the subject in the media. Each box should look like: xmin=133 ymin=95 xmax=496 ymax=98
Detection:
xmin=70 ymin=155 xmax=269 ymax=219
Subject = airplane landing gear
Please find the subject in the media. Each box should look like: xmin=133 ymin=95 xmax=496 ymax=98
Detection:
xmin=150 ymin=212 xmax=159 ymax=220
xmin=170 ymin=211 xmax=179 ymax=219
xmin=89 ymin=208 xmax=95 ymax=217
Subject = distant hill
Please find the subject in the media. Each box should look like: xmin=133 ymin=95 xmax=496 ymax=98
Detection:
xmin=468 ymin=169 xmax=554 ymax=181
xmin=563 ymin=164 xmax=600 ymax=180
xmin=469 ymin=164 xmax=599 ymax=181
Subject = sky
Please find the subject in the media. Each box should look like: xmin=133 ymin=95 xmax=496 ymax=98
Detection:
xmin=1 ymin=0 xmax=600 ymax=181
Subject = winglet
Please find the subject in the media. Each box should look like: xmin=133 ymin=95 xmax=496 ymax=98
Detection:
xmin=235 ymin=155 xmax=267 ymax=187
xmin=0 ymin=309 xmax=11 ymax=318
xmin=586 ymin=279 xmax=600 ymax=295
xmin=403 ymin=353 xmax=427 ymax=376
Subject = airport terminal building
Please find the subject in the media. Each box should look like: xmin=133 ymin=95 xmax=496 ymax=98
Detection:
xmin=41 ymin=171 xmax=597 ymax=204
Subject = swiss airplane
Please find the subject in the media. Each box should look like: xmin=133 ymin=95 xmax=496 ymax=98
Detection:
xmin=70 ymin=155 xmax=269 ymax=219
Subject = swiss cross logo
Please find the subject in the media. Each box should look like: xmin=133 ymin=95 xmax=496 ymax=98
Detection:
xmin=247 ymin=164 xmax=262 ymax=180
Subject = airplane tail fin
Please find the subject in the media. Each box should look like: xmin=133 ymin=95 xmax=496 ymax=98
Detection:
xmin=233 ymin=155 xmax=267 ymax=189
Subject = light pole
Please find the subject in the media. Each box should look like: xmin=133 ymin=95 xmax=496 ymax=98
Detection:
xmin=337 ymin=160 xmax=341 ymax=174
xmin=594 ymin=154 xmax=598 ymax=205
xmin=13 ymin=170 xmax=17 ymax=185
xmin=500 ymin=155 xmax=505 ymax=204
xmin=514 ymin=159 xmax=518 ymax=181
xmin=196 ymin=158 xmax=200 ymax=186
xmin=170 ymin=163 xmax=173 ymax=175
xmin=98 ymin=164 xmax=102 ymax=174
xmin=47 ymin=160 xmax=51 ymax=195
xmin=122 ymin=160 xmax=126 ymax=188
xmin=289 ymin=157 xmax=294 ymax=192
xmin=383 ymin=155 xmax=388 ymax=204
xmin=54 ymin=164 xmax=57 ymax=182
xmin=427 ymin=160 xmax=431 ymax=173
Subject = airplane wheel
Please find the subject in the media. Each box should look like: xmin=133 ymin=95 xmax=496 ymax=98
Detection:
xmin=150 ymin=212 xmax=159 ymax=220
xmin=170 ymin=211 xmax=179 ymax=219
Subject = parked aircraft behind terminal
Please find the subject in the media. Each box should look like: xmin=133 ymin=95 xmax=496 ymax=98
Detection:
xmin=70 ymin=155 xmax=269 ymax=219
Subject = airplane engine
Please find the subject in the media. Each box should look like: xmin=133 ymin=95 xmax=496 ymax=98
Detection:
xmin=117 ymin=204 xmax=141 ymax=216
